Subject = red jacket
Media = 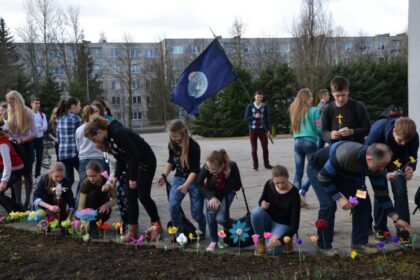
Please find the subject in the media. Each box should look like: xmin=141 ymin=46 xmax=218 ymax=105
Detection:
xmin=0 ymin=137 xmax=23 ymax=170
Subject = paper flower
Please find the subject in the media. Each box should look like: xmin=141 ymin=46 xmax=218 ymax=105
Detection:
xmin=112 ymin=221 xmax=121 ymax=231
xmin=101 ymin=170 xmax=109 ymax=179
xmin=383 ymin=231 xmax=391 ymax=237
xmin=350 ymin=250 xmax=358 ymax=260
xmin=82 ymin=233 xmax=90 ymax=242
xmin=188 ymin=233 xmax=195 ymax=240
xmin=38 ymin=220 xmax=49 ymax=232
xmin=315 ymin=219 xmax=329 ymax=230
xmin=130 ymin=235 xmax=144 ymax=246
xmin=296 ymin=238 xmax=302 ymax=245
xmin=96 ymin=219 xmax=103 ymax=229
xmin=52 ymin=183 xmax=67 ymax=200
xmin=263 ymin=232 xmax=272 ymax=239
xmin=28 ymin=209 xmax=46 ymax=222
xmin=310 ymin=235 xmax=318 ymax=242
xmin=50 ymin=219 xmax=59 ymax=229
xmin=217 ymin=230 xmax=226 ymax=238
xmin=349 ymin=196 xmax=359 ymax=206
xmin=229 ymin=220 xmax=250 ymax=244
xmin=218 ymin=242 xmax=225 ymax=249
xmin=409 ymin=156 xmax=416 ymax=164
xmin=283 ymin=236 xmax=291 ymax=243
xmin=61 ymin=220 xmax=71 ymax=228
xmin=75 ymin=208 xmax=98 ymax=221
xmin=72 ymin=220 xmax=80 ymax=230
xmin=377 ymin=242 xmax=385 ymax=251
xmin=9 ymin=212 xmax=20 ymax=220
xmin=101 ymin=223 xmax=110 ymax=231
xmin=393 ymin=160 xmax=402 ymax=168
xmin=167 ymin=226 xmax=178 ymax=235
xmin=251 ymin=234 xmax=260 ymax=247
xmin=176 ymin=233 xmax=188 ymax=246
xmin=391 ymin=235 xmax=399 ymax=244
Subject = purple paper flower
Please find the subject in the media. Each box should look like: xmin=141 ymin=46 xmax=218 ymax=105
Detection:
xmin=349 ymin=196 xmax=359 ymax=206
xmin=391 ymin=236 xmax=400 ymax=244
xmin=377 ymin=242 xmax=385 ymax=251
xmin=296 ymin=238 xmax=302 ymax=245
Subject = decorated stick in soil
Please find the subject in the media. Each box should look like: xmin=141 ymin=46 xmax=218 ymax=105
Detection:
xmin=411 ymin=235 xmax=417 ymax=251
xmin=315 ymin=219 xmax=329 ymax=250
xmin=195 ymin=229 xmax=202 ymax=255
xmin=96 ymin=220 xmax=103 ymax=239
xmin=52 ymin=183 xmax=67 ymax=222
xmin=176 ymin=233 xmax=188 ymax=253
xmin=101 ymin=223 xmax=110 ymax=240
xmin=112 ymin=221 xmax=121 ymax=241
xmin=377 ymin=242 xmax=386 ymax=260
xmin=188 ymin=233 xmax=197 ymax=255
xmin=217 ymin=230 xmax=226 ymax=254
xmin=167 ymin=226 xmax=178 ymax=244
xmin=229 ymin=220 xmax=250 ymax=256
xmin=350 ymin=250 xmax=358 ymax=260
xmin=391 ymin=235 xmax=400 ymax=252
xmin=129 ymin=235 xmax=144 ymax=249
xmin=295 ymin=238 xmax=303 ymax=264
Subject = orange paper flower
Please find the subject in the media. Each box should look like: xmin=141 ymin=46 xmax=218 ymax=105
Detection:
xmin=283 ymin=236 xmax=291 ymax=243
xmin=310 ymin=235 xmax=318 ymax=242
xmin=217 ymin=230 xmax=226 ymax=238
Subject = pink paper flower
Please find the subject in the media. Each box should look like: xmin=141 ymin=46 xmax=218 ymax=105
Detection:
xmin=263 ymin=232 xmax=272 ymax=239
xmin=251 ymin=234 xmax=260 ymax=247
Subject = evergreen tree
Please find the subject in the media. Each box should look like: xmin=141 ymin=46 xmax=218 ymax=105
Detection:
xmin=0 ymin=17 xmax=21 ymax=99
xmin=38 ymin=74 xmax=61 ymax=117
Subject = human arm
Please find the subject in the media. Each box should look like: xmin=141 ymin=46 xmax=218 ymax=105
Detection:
xmin=321 ymin=105 xmax=333 ymax=143
xmin=197 ymin=165 xmax=216 ymax=200
xmin=278 ymin=190 xmax=301 ymax=242
xmin=0 ymin=144 xmax=12 ymax=188
xmin=351 ymin=102 xmax=371 ymax=140
xmin=225 ymin=162 xmax=243 ymax=192
xmin=42 ymin=113 xmax=48 ymax=133
xmin=157 ymin=162 xmax=173 ymax=186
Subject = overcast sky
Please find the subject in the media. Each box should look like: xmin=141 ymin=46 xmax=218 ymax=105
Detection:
xmin=0 ymin=0 xmax=409 ymax=42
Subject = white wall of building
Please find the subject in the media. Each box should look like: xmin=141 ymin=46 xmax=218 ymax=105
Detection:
xmin=409 ymin=0 xmax=420 ymax=127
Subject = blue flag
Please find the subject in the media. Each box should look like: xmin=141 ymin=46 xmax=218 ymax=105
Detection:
xmin=170 ymin=39 xmax=237 ymax=115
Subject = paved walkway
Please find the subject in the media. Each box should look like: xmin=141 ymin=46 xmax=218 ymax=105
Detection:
xmin=2 ymin=133 xmax=420 ymax=254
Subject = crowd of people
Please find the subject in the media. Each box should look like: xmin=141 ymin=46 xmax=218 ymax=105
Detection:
xmin=0 ymin=74 xmax=418 ymax=257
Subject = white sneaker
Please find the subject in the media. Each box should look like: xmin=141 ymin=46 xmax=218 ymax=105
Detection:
xmin=317 ymin=248 xmax=339 ymax=257
xmin=351 ymin=244 xmax=379 ymax=255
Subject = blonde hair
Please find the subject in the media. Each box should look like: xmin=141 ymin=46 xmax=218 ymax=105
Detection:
xmin=289 ymin=88 xmax=312 ymax=134
xmin=44 ymin=162 xmax=66 ymax=191
xmin=49 ymin=107 xmax=58 ymax=127
xmin=207 ymin=149 xmax=229 ymax=168
xmin=167 ymin=119 xmax=190 ymax=170
xmin=82 ymin=105 xmax=96 ymax=123
xmin=6 ymin=90 xmax=33 ymax=134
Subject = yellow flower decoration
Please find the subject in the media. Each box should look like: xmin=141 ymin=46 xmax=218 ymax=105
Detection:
xmin=188 ymin=233 xmax=195 ymax=240
xmin=350 ymin=250 xmax=358 ymax=260
xmin=310 ymin=235 xmax=318 ymax=242
xmin=393 ymin=160 xmax=402 ymax=168
xmin=283 ymin=236 xmax=291 ymax=243
xmin=112 ymin=221 xmax=121 ymax=230
xmin=409 ymin=156 xmax=416 ymax=164
xmin=61 ymin=220 xmax=71 ymax=228
xmin=168 ymin=226 xmax=178 ymax=235
xmin=50 ymin=219 xmax=59 ymax=229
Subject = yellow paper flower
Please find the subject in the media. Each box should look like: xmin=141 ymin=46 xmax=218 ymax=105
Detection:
xmin=188 ymin=233 xmax=195 ymax=240
xmin=61 ymin=220 xmax=71 ymax=228
xmin=393 ymin=160 xmax=402 ymax=168
xmin=168 ymin=226 xmax=178 ymax=235
xmin=50 ymin=219 xmax=59 ymax=229
xmin=9 ymin=212 xmax=20 ymax=220
xmin=350 ymin=250 xmax=358 ymax=260
xmin=310 ymin=235 xmax=318 ymax=242
xmin=112 ymin=221 xmax=121 ymax=230
xmin=409 ymin=156 xmax=416 ymax=164
xmin=283 ymin=236 xmax=291 ymax=243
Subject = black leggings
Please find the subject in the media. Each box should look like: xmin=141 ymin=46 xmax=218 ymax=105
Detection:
xmin=0 ymin=169 xmax=24 ymax=213
xmin=127 ymin=163 xmax=159 ymax=225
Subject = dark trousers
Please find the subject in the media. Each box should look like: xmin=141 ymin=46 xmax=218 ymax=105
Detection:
xmin=127 ymin=163 xmax=159 ymax=225
xmin=61 ymin=157 xmax=79 ymax=187
xmin=0 ymin=169 xmax=24 ymax=213
xmin=249 ymin=129 xmax=270 ymax=169
xmin=32 ymin=137 xmax=44 ymax=178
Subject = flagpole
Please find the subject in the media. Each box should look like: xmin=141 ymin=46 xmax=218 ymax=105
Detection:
xmin=209 ymin=28 xmax=274 ymax=143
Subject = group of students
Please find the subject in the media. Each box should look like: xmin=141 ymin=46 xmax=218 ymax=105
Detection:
xmin=0 ymin=74 xmax=418 ymax=256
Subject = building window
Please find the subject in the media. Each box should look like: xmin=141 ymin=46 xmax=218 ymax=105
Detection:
xmin=110 ymin=65 xmax=120 ymax=74
xmin=111 ymin=96 xmax=121 ymax=105
xmin=170 ymin=46 xmax=184 ymax=55
xmin=243 ymin=45 xmax=252 ymax=53
xmin=377 ymin=41 xmax=384 ymax=50
xmin=90 ymin=47 xmax=102 ymax=56
xmin=190 ymin=45 xmax=199 ymax=54
xmin=109 ymin=48 xmax=120 ymax=58
xmin=258 ymin=45 xmax=268 ymax=53
xmin=143 ymin=48 xmax=156 ymax=58
xmin=117 ymin=113 xmax=122 ymax=120
xmin=131 ymin=65 xmax=141 ymax=73
xmin=54 ymin=67 xmax=64 ymax=75
xmin=244 ymin=62 xmax=252 ymax=68
xmin=131 ymin=80 xmax=140 ymax=89
xmin=132 ymin=96 xmax=141 ymax=104
xmin=132 ymin=112 xmax=142 ymax=120
xmin=111 ymin=81 xmax=120 ymax=90
xmin=93 ymin=64 xmax=102 ymax=72
xmin=280 ymin=43 xmax=289 ymax=53
xmin=130 ymin=49 xmax=140 ymax=58
xmin=345 ymin=42 xmax=353 ymax=52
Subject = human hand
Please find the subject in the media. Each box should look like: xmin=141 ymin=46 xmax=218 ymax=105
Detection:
xmin=261 ymin=200 xmax=270 ymax=210
xmin=338 ymin=197 xmax=352 ymax=211
xmin=386 ymin=172 xmax=397 ymax=182
xmin=403 ymin=166 xmax=414 ymax=180
xmin=207 ymin=197 xmax=220 ymax=209
xmin=394 ymin=219 xmax=410 ymax=233
xmin=331 ymin=130 xmax=341 ymax=140
xmin=338 ymin=127 xmax=353 ymax=137
xmin=266 ymin=236 xmax=280 ymax=249
xmin=255 ymin=113 xmax=261 ymax=118
xmin=157 ymin=175 xmax=166 ymax=186
xmin=0 ymin=181 xmax=7 ymax=192
xmin=224 ymin=166 xmax=231 ymax=178
xmin=49 ymin=205 xmax=60 ymax=213
xmin=177 ymin=183 xmax=189 ymax=194
xmin=129 ymin=180 xmax=137 ymax=189
xmin=99 ymin=202 xmax=110 ymax=214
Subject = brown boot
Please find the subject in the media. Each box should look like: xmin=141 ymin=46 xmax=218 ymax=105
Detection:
xmin=255 ymin=238 xmax=266 ymax=256
xmin=283 ymin=237 xmax=294 ymax=254
xmin=120 ymin=224 xmax=139 ymax=243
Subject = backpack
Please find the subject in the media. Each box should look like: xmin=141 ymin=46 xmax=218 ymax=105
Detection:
xmin=413 ymin=186 xmax=420 ymax=214
xmin=379 ymin=105 xmax=404 ymax=120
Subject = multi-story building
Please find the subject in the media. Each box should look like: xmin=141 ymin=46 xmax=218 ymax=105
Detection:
xmin=16 ymin=33 xmax=407 ymax=127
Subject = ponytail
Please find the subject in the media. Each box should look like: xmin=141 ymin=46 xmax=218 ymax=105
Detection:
xmin=56 ymin=97 xmax=80 ymax=117
xmin=207 ymin=149 xmax=230 ymax=167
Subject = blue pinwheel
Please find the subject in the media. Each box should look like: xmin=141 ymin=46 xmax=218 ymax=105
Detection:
xmin=229 ymin=220 xmax=250 ymax=244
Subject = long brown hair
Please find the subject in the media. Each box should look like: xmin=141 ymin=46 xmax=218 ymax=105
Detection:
xmin=207 ymin=149 xmax=230 ymax=168
xmin=84 ymin=116 xmax=110 ymax=139
xmin=167 ymin=119 xmax=190 ymax=169
xmin=289 ymin=88 xmax=313 ymax=134
xmin=44 ymin=162 xmax=66 ymax=192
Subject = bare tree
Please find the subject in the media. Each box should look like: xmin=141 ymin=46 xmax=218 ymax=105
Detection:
xmin=229 ymin=17 xmax=247 ymax=67
xmin=291 ymin=0 xmax=334 ymax=93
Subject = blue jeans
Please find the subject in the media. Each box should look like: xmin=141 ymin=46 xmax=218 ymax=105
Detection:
xmin=169 ymin=176 xmax=206 ymax=236
xmin=307 ymin=163 xmax=370 ymax=248
xmin=75 ymin=158 xmax=107 ymax=205
xmin=250 ymin=207 xmax=290 ymax=255
xmin=293 ymin=138 xmax=317 ymax=193
xmin=372 ymin=175 xmax=409 ymax=236
xmin=205 ymin=192 xmax=235 ymax=242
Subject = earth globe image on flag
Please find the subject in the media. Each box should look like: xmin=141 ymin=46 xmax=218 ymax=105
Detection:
xmin=188 ymin=71 xmax=208 ymax=98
